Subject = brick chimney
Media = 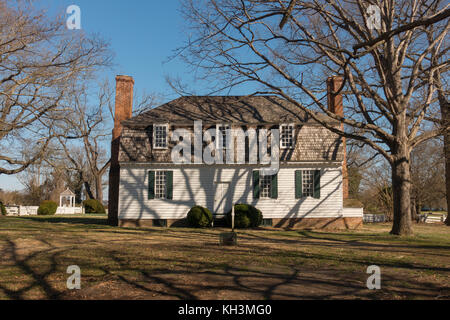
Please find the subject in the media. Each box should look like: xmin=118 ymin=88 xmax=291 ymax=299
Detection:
xmin=327 ymin=76 xmax=349 ymax=200
xmin=108 ymin=75 xmax=134 ymax=226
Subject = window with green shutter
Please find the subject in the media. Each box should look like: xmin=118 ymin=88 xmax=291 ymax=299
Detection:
xmin=148 ymin=171 xmax=155 ymax=200
xmin=255 ymin=170 xmax=278 ymax=199
xmin=148 ymin=170 xmax=173 ymax=200
xmin=166 ymin=171 xmax=173 ymax=199
xmin=313 ymin=170 xmax=321 ymax=199
xmin=271 ymin=173 xmax=278 ymax=199
xmin=295 ymin=170 xmax=302 ymax=199
xmin=295 ymin=170 xmax=320 ymax=199
xmin=253 ymin=170 xmax=260 ymax=199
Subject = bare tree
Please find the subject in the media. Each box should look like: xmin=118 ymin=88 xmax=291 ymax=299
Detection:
xmin=427 ymin=26 xmax=450 ymax=225
xmin=0 ymin=189 xmax=24 ymax=206
xmin=0 ymin=0 xmax=111 ymax=175
xmin=411 ymin=138 xmax=446 ymax=215
xmin=17 ymin=149 xmax=68 ymax=205
xmin=55 ymin=81 xmax=160 ymax=204
xmin=177 ymin=0 xmax=449 ymax=235
xmin=54 ymin=82 xmax=113 ymax=204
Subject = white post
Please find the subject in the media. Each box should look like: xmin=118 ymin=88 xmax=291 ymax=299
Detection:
xmin=60 ymin=196 xmax=62 ymax=207
xmin=231 ymin=204 xmax=235 ymax=231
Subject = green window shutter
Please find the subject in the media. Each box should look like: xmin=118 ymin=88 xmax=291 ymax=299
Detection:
xmin=166 ymin=171 xmax=173 ymax=199
xmin=313 ymin=170 xmax=321 ymax=199
xmin=253 ymin=170 xmax=260 ymax=199
xmin=271 ymin=173 xmax=278 ymax=199
xmin=148 ymin=171 xmax=155 ymax=200
xmin=295 ymin=170 xmax=303 ymax=199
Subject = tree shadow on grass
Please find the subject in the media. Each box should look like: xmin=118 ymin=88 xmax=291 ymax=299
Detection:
xmin=0 ymin=239 xmax=63 ymax=300
xmin=1 ymin=219 xmax=449 ymax=300
xmin=1 ymin=231 xmax=449 ymax=300
xmin=80 ymin=249 xmax=449 ymax=300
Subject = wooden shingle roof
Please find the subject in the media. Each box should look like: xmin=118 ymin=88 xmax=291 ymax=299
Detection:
xmin=118 ymin=96 xmax=344 ymax=163
xmin=123 ymin=96 xmax=335 ymax=128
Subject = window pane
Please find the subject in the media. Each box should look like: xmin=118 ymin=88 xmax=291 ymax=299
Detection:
xmin=260 ymin=174 xmax=272 ymax=198
xmin=280 ymin=125 xmax=294 ymax=148
xmin=302 ymin=170 xmax=314 ymax=197
xmin=155 ymin=171 xmax=167 ymax=199
xmin=155 ymin=125 xmax=167 ymax=148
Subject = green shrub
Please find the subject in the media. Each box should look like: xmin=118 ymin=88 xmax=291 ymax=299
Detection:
xmin=226 ymin=204 xmax=263 ymax=228
xmin=37 ymin=200 xmax=58 ymax=216
xmin=187 ymin=206 xmax=213 ymax=228
xmin=0 ymin=202 xmax=6 ymax=216
xmin=82 ymin=199 xmax=106 ymax=214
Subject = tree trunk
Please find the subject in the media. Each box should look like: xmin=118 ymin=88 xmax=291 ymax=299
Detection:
xmin=390 ymin=151 xmax=413 ymax=235
xmin=416 ymin=201 xmax=422 ymax=223
xmin=84 ymin=181 xmax=95 ymax=200
xmin=410 ymin=196 xmax=417 ymax=222
xmin=442 ymin=98 xmax=450 ymax=226
xmin=74 ymin=172 xmax=84 ymax=204
xmin=95 ymin=175 xmax=103 ymax=204
xmin=74 ymin=186 xmax=82 ymax=204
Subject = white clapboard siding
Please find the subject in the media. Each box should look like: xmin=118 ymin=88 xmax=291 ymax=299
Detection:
xmin=343 ymin=207 xmax=364 ymax=218
xmin=118 ymin=163 xmax=345 ymax=220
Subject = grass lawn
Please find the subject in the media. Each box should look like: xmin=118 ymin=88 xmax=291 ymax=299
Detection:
xmin=0 ymin=215 xmax=449 ymax=300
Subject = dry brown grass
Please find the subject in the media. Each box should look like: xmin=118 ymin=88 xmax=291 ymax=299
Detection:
xmin=0 ymin=215 xmax=449 ymax=300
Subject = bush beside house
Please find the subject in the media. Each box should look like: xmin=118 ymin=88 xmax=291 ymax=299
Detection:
xmin=37 ymin=201 xmax=58 ymax=216
xmin=226 ymin=204 xmax=263 ymax=228
xmin=0 ymin=202 xmax=6 ymax=216
xmin=187 ymin=206 xmax=213 ymax=228
xmin=82 ymin=199 xmax=106 ymax=214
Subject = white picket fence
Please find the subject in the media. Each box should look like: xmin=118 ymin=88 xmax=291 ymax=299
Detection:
xmin=6 ymin=206 xmax=39 ymax=216
xmin=363 ymin=213 xmax=447 ymax=224
xmin=5 ymin=206 xmax=20 ymax=216
xmin=363 ymin=214 xmax=386 ymax=223
xmin=6 ymin=205 xmax=83 ymax=216
xmin=421 ymin=213 xmax=447 ymax=224
xmin=56 ymin=207 xmax=83 ymax=215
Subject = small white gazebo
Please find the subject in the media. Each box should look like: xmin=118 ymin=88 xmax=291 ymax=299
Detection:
xmin=59 ymin=188 xmax=75 ymax=208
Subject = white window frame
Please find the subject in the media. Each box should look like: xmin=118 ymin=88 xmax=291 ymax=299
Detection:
xmin=154 ymin=170 xmax=168 ymax=199
xmin=302 ymin=170 xmax=314 ymax=198
xmin=280 ymin=124 xmax=295 ymax=149
xmin=260 ymin=173 xmax=272 ymax=199
xmin=216 ymin=124 xmax=231 ymax=150
xmin=153 ymin=124 xmax=169 ymax=149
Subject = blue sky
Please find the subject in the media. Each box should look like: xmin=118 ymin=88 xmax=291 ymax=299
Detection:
xmin=0 ymin=0 xmax=200 ymax=191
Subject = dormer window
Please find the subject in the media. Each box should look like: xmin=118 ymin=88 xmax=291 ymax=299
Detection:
xmin=153 ymin=124 xmax=168 ymax=149
xmin=280 ymin=124 xmax=295 ymax=149
xmin=216 ymin=124 xmax=230 ymax=150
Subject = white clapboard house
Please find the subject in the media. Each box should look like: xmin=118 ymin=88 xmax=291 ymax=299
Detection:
xmin=108 ymin=75 xmax=363 ymax=229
